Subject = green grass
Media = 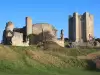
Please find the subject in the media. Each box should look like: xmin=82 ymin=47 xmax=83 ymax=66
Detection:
xmin=0 ymin=45 xmax=100 ymax=75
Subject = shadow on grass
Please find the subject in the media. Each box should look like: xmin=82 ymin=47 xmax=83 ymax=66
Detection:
xmin=85 ymin=60 xmax=100 ymax=72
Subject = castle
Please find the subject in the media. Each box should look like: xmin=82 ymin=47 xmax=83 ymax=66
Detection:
xmin=69 ymin=12 xmax=94 ymax=42
xmin=2 ymin=17 xmax=64 ymax=47
xmin=2 ymin=12 xmax=95 ymax=47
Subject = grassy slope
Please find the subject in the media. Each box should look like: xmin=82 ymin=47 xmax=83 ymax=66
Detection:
xmin=0 ymin=45 xmax=100 ymax=75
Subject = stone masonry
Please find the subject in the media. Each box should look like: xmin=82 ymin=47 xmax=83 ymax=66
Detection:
xmin=69 ymin=12 xmax=94 ymax=42
xmin=2 ymin=17 xmax=64 ymax=47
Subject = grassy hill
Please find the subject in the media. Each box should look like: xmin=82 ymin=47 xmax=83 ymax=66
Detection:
xmin=0 ymin=45 xmax=100 ymax=75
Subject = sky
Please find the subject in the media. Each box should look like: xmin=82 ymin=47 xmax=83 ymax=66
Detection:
xmin=0 ymin=0 xmax=100 ymax=42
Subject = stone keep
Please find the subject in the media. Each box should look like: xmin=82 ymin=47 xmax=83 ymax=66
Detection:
xmin=69 ymin=12 xmax=94 ymax=42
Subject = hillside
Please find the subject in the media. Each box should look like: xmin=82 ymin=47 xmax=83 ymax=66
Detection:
xmin=0 ymin=45 xmax=100 ymax=75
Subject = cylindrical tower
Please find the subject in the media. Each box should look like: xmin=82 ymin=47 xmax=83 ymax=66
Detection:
xmin=5 ymin=21 xmax=14 ymax=44
xmin=26 ymin=17 xmax=32 ymax=36
xmin=6 ymin=21 xmax=14 ymax=31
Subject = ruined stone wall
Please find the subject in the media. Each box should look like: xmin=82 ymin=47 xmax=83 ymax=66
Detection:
xmin=29 ymin=23 xmax=65 ymax=47
xmin=32 ymin=23 xmax=55 ymax=35
xmin=30 ymin=23 xmax=56 ymax=44
xmin=12 ymin=32 xmax=29 ymax=46
xmin=2 ymin=17 xmax=64 ymax=47
xmin=53 ymin=39 xmax=64 ymax=47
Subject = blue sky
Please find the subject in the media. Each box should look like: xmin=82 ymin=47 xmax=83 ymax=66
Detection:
xmin=0 ymin=0 xmax=100 ymax=42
